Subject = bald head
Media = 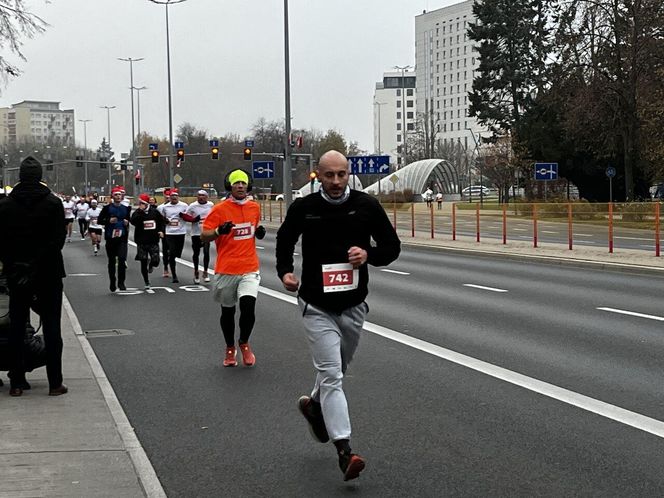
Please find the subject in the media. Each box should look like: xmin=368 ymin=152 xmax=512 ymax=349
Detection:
xmin=317 ymin=150 xmax=349 ymax=199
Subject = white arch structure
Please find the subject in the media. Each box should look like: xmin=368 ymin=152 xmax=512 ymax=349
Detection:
xmin=362 ymin=159 xmax=459 ymax=198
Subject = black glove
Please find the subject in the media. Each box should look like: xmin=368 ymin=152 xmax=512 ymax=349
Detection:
xmin=255 ymin=225 xmax=266 ymax=240
xmin=216 ymin=221 xmax=234 ymax=235
xmin=194 ymin=215 xmax=201 ymax=223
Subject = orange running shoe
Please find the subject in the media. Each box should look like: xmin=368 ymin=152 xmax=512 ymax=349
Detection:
xmin=340 ymin=453 xmax=366 ymax=481
xmin=223 ymin=347 xmax=237 ymax=367
xmin=239 ymin=343 xmax=255 ymax=367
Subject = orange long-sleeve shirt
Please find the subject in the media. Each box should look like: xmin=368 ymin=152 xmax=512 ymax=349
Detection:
xmin=203 ymin=198 xmax=261 ymax=274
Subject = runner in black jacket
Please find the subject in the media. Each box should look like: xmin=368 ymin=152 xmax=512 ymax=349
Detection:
xmin=130 ymin=193 xmax=165 ymax=289
xmin=98 ymin=187 xmax=131 ymax=292
xmin=276 ymin=150 xmax=400 ymax=481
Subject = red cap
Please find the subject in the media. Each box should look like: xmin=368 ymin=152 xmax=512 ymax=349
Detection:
xmin=111 ymin=186 xmax=123 ymax=195
xmin=139 ymin=193 xmax=150 ymax=204
xmin=164 ymin=188 xmax=171 ymax=196
xmin=169 ymin=188 xmax=179 ymax=195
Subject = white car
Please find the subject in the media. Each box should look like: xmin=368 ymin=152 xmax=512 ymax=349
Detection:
xmin=275 ymin=190 xmax=304 ymax=201
xmin=461 ymin=185 xmax=491 ymax=198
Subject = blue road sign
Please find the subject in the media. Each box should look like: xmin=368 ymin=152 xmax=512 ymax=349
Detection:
xmin=245 ymin=139 xmax=255 ymax=148
xmin=534 ymin=162 xmax=558 ymax=181
xmin=347 ymin=155 xmax=390 ymax=174
xmin=174 ymin=141 xmax=184 ymax=149
xmin=149 ymin=143 xmax=158 ymax=151
xmin=606 ymin=166 xmax=616 ymax=178
xmin=252 ymin=161 xmax=274 ymax=179
xmin=209 ymin=139 xmax=219 ymax=147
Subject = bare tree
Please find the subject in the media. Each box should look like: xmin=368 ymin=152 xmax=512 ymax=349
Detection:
xmin=0 ymin=1 xmax=48 ymax=89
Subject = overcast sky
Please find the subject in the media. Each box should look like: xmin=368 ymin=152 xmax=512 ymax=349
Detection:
xmin=1 ymin=0 xmax=459 ymax=155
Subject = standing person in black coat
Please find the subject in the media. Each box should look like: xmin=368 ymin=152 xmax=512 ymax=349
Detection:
xmin=98 ymin=187 xmax=132 ymax=292
xmin=276 ymin=150 xmax=401 ymax=480
xmin=130 ymin=193 xmax=165 ymax=289
xmin=0 ymin=157 xmax=68 ymax=397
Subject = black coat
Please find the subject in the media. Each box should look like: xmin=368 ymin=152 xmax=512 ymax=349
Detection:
xmin=0 ymin=181 xmax=66 ymax=282
xmin=130 ymin=205 xmax=165 ymax=245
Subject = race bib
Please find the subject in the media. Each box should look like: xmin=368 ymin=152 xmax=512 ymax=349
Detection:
xmin=144 ymin=220 xmax=156 ymax=230
xmin=233 ymin=222 xmax=254 ymax=240
xmin=322 ymin=263 xmax=359 ymax=293
xmin=90 ymin=217 xmax=98 ymax=224
xmin=112 ymin=228 xmax=123 ymax=238
xmin=169 ymin=218 xmax=179 ymax=227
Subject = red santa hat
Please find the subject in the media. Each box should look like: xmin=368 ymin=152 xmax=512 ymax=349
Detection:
xmin=139 ymin=193 xmax=150 ymax=204
xmin=111 ymin=186 xmax=124 ymax=195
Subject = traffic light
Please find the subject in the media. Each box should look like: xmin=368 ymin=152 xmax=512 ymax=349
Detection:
xmin=75 ymin=155 xmax=83 ymax=167
xmin=243 ymin=147 xmax=252 ymax=161
xmin=176 ymin=148 xmax=185 ymax=163
xmin=151 ymin=150 xmax=159 ymax=163
xmin=120 ymin=159 xmax=127 ymax=171
xmin=211 ymin=147 xmax=219 ymax=160
xmin=46 ymin=159 xmax=54 ymax=171
xmin=309 ymin=171 xmax=317 ymax=185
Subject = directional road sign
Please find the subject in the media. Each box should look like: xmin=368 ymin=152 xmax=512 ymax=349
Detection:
xmin=209 ymin=139 xmax=219 ymax=147
xmin=174 ymin=141 xmax=184 ymax=149
xmin=606 ymin=166 xmax=616 ymax=178
xmin=347 ymin=155 xmax=390 ymax=175
xmin=534 ymin=162 xmax=558 ymax=181
xmin=149 ymin=143 xmax=158 ymax=151
xmin=173 ymin=173 xmax=183 ymax=184
xmin=252 ymin=161 xmax=275 ymax=179
xmin=245 ymin=139 xmax=255 ymax=148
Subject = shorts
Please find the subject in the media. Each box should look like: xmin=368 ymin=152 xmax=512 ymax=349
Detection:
xmin=135 ymin=243 xmax=160 ymax=266
xmin=88 ymin=228 xmax=102 ymax=235
xmin=212 ymin=272 xmax=261 ymax=307
xmin=64 ymin=218 xmax=74 ymax=225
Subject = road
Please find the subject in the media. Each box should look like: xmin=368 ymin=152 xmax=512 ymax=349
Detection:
xmin=61 ymin=232 xmax=664 ymax=497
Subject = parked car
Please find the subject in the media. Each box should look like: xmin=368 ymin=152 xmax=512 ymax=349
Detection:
xmin=461 ymin=185 xmax=491 ymax=198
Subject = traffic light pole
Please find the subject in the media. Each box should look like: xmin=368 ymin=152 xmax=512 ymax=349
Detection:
xmin=283 ymin=0 xmax=293 ymax=207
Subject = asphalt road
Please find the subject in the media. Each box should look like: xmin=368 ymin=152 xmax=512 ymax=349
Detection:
xmin=61 ymin=229 xmax=664 ymax=497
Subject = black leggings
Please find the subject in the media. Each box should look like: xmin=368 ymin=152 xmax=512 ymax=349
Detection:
xmin=105 ymin=239 xmax=127 ymax=286
xmin=191 ymin=236 xmax=210 ymax=274
xmin=166 ymin=234 xmax=185 ymax=277
xmin=78 ymin=218 xmax=88 ymax=236
xmin=220 ymin=296 xmax=256 ymax=347
xmin=162 ymin=237 xmax=170 ymax=270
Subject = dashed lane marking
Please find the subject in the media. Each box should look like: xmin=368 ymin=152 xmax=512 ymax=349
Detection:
xmin=463 ymin=283 xmax=509 ymax=293
xmin=381 ymin=269 xmax=410 ymax=275
xmin=598 ymin=307 xmax=664 ymax=322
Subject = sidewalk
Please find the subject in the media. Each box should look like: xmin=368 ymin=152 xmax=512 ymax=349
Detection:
xmin=1 ymin=228 xmax=661 ymax=498
xmin=0 ymin=298 xmax=165 ymax=498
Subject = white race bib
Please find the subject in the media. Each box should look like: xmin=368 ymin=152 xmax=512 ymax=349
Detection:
xmin=232 ymin=222 xmax=254 ymax=240
xmin=144 ymin=220 xmax=156 ymax=230
xmin=169 ymin=218 xmax=179 ymax=227
xmin=322 ymin=263 xmax=358 ymax=293
xmin=112 ymin=228 xmax=123 ymax=238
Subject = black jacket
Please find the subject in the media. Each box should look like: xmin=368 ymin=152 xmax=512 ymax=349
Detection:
xmin=0 ymin=181 xmax=66 ymax=282
xmin=276 ymin=190 xmax=401 ymax=312
xmin=98 ymin=202 xmax=131 ymax=241
xmin=131 ymin=206 xmax=165 ymax=245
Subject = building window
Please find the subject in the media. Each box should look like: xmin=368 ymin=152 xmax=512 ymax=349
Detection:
xmin=397 ymin=123 xmax=402 ymax=131
xmin=407 ymin=112 xmax=413 ymax=119
xmin=407 ymin=89 xmax=413 ymax=96
xmin=397 ymin=134 xmax=402 ymax=142
xmin=406 ymin=100 xmax=414 ymax=108
xmin=397 ymin=112 xmax=402 ymax=119
xmin=407 ymin=123 xmax=414 ymax=131
xmin=397 ymin=101 xmax=402 ymax=108
xmin=396 ymin=89 xmax=401 ymax=97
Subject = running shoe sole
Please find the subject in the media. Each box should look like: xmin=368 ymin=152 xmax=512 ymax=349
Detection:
xmin=343 ymin=455 xmax=366 ymax=481
xmin=297 ymin=396 xmax=329 ymax=443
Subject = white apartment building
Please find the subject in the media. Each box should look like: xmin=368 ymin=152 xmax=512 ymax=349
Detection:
xmin=415 ymin=0 xmax=486 ymax=151
xmin=0 ymin=100 xmax=75 ymax=147
xmin=373 ymin=70 xmax=416 ymax=167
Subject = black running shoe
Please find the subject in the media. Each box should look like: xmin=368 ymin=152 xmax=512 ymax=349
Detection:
xmin=297 ymin=396 xmax=329 ymax=443
xmin=110 ymin=282 xmax=117 ymax=292
xmin=118 ymin=283 xmax=126 ymax=291
xmin=339 ymin=451 xmax=366 ymax=481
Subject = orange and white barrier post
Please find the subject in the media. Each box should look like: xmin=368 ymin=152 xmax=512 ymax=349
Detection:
xmin=502 ymin=204 xmax=507 ymax=244
xmin=568 ymin=203 xmax=573 ymax=250
xmin=452 ymin=203 xmax=457 ymax=241
xmin=608 ymin=202 xmax=614 ymax=253
xmin=533 ymin=204 xmax=538 ymax=248
xmin=476 ymin=204 xmax=480 ymax=243
xmin=655 ymin=203 xmax=660 ymax=257
xmin=411 ymin=202 xmax=415 ymax=238
xmin=430 ymin=203 xmax=435 ymax=239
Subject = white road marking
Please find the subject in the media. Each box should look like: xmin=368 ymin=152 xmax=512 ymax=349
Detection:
xmin=575 ymin=233 xmax=594 ymax=237
xmin=258 ymin=286 xmax=664 ymax=439
xmin=614 ymin=236 xmax=652 ymax=241
xmin=256 ymin=245 xmax=265 ymax=250
xmin=463 ymin=284 xmax=508 ymax=293
xmin=68 ymin=273 xmax=99 ymax=277
xmin=381 ymin=269 xmax=410 ymax=275
xmin=598 ymin=307 xmax=664 ymax=322
xmin=512 ymin=228 xmax=527 ymax=231
xmin=542 ymin=230 xmax=558 ymax=234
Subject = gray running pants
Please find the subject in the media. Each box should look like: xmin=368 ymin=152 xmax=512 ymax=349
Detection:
xmin=298 ymin=297 xmax=367 ymax=442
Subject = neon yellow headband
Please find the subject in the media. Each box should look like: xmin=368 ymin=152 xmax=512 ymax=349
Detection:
xmin=229 ymin=170 xmax=249 ymax=186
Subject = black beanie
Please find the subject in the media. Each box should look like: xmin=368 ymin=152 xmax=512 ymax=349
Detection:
xmin=19 ymin=156 xmax=43 ymax=183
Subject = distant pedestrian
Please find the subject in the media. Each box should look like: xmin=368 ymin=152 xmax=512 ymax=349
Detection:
xmin=159 ymin=189 xmax=172 ymax=278
xmin=62 ymin=194 xmax=76 ymax=242
xmin=76 ymin=197 xmax=90 ymax=239
xmin=0 ymin=156 xmax=68 ymax=396
xmin=276 ymin=150 xmax=401 ymax=480
xmin=202 ymin=169 xmax=265 ymax=367
xmin=86 ymin=199 xmax=103 ymax=255
xmin=98 ymin=187 xmax=131 ymax=292
xmin=183 ymin=190 xmax=214 ymax=284
xmin=157 ymin=189 xmax=188 ymax=284
xmin=131 ymin=194 xmax=165 ymax=290
xmin=436 ymin=192 xmax=443 ymax=210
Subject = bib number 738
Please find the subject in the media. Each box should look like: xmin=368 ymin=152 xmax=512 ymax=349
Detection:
xmin=322 ymin=263 xmax=359 ymax=293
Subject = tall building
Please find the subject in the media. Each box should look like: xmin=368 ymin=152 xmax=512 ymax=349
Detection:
xmin=373 ymin=69 xmax=416 ymax=168
xmin=415 ymin=1 xmax=485 ymax=152
xmin=0 ymin=100 xmax=75 ymax=147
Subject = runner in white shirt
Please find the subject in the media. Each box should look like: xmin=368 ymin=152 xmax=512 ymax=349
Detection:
xmin=76 ymin=198 xmax=90 ymax=240
xmin=62 ymin=195 xmax=76 ymax=242
xmin=183 ymin=190 xmax=214 ymax=284
xmin=86 ymin=199 xmax=103 ymax=255
xmin=157 ymin=188 xmax=188 ymax=283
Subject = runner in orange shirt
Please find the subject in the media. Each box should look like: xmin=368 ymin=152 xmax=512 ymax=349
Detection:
xmin=201 ymin=169 xmax=266 ymax=367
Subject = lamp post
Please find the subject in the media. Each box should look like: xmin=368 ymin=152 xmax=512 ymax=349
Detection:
xmin=118 ymin=57 xmax=144 ymax=196
xmin=78 ymin=119 xmax=92 ymax=194
xmin=149 ymin=0 xmax=187 ymax=189
xmin=467 ymin=128 xmax=485 ymax=207
xmin=394 ymin=65 xmax=412 ymax=169
xmin=283 ymin=0 xmax=293 ymax=206
xmin=133 ymin=85 xmax=147 ymax=192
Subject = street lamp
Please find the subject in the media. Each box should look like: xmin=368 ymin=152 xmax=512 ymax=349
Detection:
xmin=467 ymin=128 xmax=485 ymax=207
xmin=78 ymin=119 xmax=92 ymax=194
xmin=373 ymin=101 xmax=386 ymax=154
xmin=283 ymin=0 xmax=293 ymax=206
xmin=394 ymin=65 xmax=412 ymax=169
xmin=118 ymin=57 xmax=144 ymax=196
xmin=149 ymin=0 xmax=188 ymax=189
xmin=133 ymin=86 xmax=147 ymax=136
xmin=99 ymin=105 xmax=116 ymax=189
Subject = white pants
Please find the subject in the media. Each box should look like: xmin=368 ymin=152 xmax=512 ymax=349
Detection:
xmin=298 ymin=298 xmax=367 ymax=442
